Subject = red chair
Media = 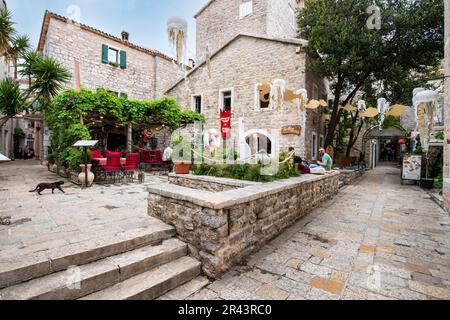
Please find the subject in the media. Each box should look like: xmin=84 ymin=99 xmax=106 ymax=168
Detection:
xmin=102 ymin=155 xmax=122 ymax=183
xmin=91 ymin=149 xmax=102 ymax=159
xmin=122 ymin=153 xmax=140 ymax=181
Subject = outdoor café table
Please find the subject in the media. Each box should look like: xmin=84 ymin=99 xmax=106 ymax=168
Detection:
xmin=93 ymin=158 xmax=127 ymax=166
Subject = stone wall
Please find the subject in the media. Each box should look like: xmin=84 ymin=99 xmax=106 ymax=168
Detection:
xmin=148 ymin=172 xmax=340 ymax=278
xmin=339 ymin=169 xmax=365 ymax=186
xmin=266 ymin=0 xmax=304 ymax=40
xmin=168 ymin=173 xmax=259 ymax=192
xmin=167 ymin=35 xmax=313 ymax=158
xmin=444 ymin=0 xmax=450 ymax=213
xmin=196 ymin=0 xmax=268 ymax=60
xmin=43 ymin=17 xmax=180 ymax=100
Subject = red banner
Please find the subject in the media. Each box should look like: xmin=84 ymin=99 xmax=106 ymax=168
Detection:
xmin=220 ymin=110 xmax=231 ymax=139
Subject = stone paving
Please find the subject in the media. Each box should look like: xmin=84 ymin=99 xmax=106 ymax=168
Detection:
xmin=185 ymin=165 xmax=450 ymax=300
xmin=0 ymin=160 xmax=169 ymax=274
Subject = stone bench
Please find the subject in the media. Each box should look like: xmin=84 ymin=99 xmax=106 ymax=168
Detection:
xmin=148 ymin=172 xmax=340 ymax=278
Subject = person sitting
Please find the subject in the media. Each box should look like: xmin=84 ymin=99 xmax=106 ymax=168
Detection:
xmin=317 ymin=148 xmax=333 ymax=171
xmin=289 ymin=147 xmax=310 ymax=174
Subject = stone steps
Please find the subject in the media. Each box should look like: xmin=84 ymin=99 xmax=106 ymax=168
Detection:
xmin=0 ymin=222 xmax=176 ymax=289
xmin=80 ymin=256 xmax=201 ymax=300
xmin=0 ymin=239 xmax=187 ymax=300
xmin=157 ymin=276 xmax=210 ymax=300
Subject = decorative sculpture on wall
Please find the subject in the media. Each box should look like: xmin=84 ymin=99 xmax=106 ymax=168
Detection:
xmin=167 ymin=17 xmax=188 ymax=64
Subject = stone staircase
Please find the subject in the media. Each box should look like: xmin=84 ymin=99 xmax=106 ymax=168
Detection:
xmin=0 ymin=224 xmax=202 ymax=300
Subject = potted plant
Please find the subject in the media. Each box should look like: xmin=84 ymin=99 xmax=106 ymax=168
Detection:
xmin=420 ymin=153 xmax=434 ymax=189
xmin=172 ymin=135 xmax=192 ymax=174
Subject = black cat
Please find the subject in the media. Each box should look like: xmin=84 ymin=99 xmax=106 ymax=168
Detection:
xmin=29 ymin=181 xmax=65 ymax=195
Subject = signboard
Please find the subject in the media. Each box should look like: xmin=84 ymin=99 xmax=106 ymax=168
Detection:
xmin=402 ymin=155 xmax=422 ymax=181
xmin=281 ymin=125 xmax=302 ymax=136
xmin=220 ymin=110 xmax=231 ymax=139
xmin=73 ymin=140 xmax=99 ymax=147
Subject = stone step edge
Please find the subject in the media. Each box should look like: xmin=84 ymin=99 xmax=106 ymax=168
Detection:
xmin=0 ymin=238 xmax=187 ymax=300
xmin=157 ymin=276 xmax=210 ymax=300
xmin=79 ymin=256 xmax=201 ymax=300
xmin=0 ymin=225 xmax=176 ymax=289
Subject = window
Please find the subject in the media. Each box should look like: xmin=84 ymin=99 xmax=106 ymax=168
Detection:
xmin=289 ymin=6 xmax=296 ymax=30
xmin=102 ymin=44 xmax=127 ymax=69
xmin=192 ymin=95 xmax=202 ymax=114
xmin=220 ymin=90 xmax=233 ymax=111
xmin=312 ymin=132 xmax=318 ymax=160
xmin=319 ymin=135 xmax=324 ymax=149
xmin=240 ymin=1 xmax=253 ymax=18
xmin=257 ymin=85 xmax=270 ymax=109
xmin=108 ymin=47 xmax=119 ymax=64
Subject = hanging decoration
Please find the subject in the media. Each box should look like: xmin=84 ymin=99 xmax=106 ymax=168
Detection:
xmin=270 ymin=79 xmax=286 ymax=112
xmin=377 ymin=98 xmax=389 ymax=129
xmin=306 ymin=99 xmax=321 ymax=109
xmin=167 ymin=17 xmax=188 ymax=64
xmin=340 ymin=103 xmax=357 ymax=113
xmin=295 ymin=89 xmax=308 ymax=111
xmin=413 ymin=88 xmax=438 ymax=152
xmin=357 ymin=100 xmax=367 ymax=113
xmin=386 ymin=104 xmax=407 ymax=117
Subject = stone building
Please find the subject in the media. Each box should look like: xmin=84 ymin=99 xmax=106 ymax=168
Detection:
xmin=444 ymin=0 xmax=450 ymax=213
xmin=35 ymin=11 xmax=186 ymax=156
xmin=167 ymin=0 xmax=328 ymax=160
xmin=38 ymin=11 xmax=182 ymax=99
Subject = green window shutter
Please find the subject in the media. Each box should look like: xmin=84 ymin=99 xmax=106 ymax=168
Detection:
xmin=102 ymin=44 xmax=109 ymax=64
xmin=120 ymin=50 xmax=127 ymax=69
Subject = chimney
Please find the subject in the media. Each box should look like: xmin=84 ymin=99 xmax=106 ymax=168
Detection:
xmin=188 ymin=58 xmax=196 ymax=68
xmin=121 ymin=31 xmax=129 ymax=42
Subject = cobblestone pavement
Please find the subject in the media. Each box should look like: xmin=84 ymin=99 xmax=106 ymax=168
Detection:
xmin=0 ymin=160 xmax=168 ymax=270
xmin=186 ymin=165 xmax=450 ymax=300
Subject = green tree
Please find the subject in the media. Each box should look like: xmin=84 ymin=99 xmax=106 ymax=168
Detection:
xmin=298 ymin=0 xmax=444 ymax=148
xmin=0 ymin=9 xmax=15 ymax=57
xmin=0 ymin=78 xmax=26 ymax=125
xmin=8 ymin=34 xmax=30 ymax=80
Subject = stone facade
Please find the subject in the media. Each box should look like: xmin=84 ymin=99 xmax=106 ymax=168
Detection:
xmin=444 ymin=0 xmax=450 ymax=213
xmin=167 ymin=34 xmax=326 ymax=159
xmin=38 ymin=12 xmax=181 ymax=99
xmin=148 ymin=172 xmax=340 ymax=278
xmin=195 ymin=0 xmax=304 ymax=60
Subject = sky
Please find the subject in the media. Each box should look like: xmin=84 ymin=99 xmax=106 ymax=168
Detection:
xmin=5 ymin=0 xmax=209 ymax=60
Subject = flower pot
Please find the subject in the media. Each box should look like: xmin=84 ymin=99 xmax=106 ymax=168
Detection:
xmin=79 ymin=164 xmax=95 ymax=187
xmin=173 ymin=162 xmax=191 ymax=174
xmin=420 ymin=179 xmax=434 ymax=189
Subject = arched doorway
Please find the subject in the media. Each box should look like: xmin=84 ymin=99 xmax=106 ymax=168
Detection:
xmin=244 ymin=129 xmax=275 ymax=158
xmin=362 ymin=126 xmax=407 ymax=168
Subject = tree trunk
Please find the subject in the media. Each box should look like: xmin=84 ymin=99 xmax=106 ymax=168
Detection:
xmin=346 ymin=118 xmax=364 ymax=157
xmin=127 ymin=122 xmax=132 ymax=152
xmin=324 ymin=78 xmax=343 ymax=148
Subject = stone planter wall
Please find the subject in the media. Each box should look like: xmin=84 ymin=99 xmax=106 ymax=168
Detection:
xmin=168 ymin=173 xmax=261 ymax=192
xmin=339 ymin=169 xmax=365 ymax=186
xmin=148 ymin=172 xmax=340 ymax=278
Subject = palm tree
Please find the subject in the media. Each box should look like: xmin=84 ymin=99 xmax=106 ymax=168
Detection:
xmin=28 ymin=56 xmax=71 ymax=101
xmin=19 ymin=50 xmax=40 ymax=86
xmin=0 ymin=9 xmax=15 ymax=58
xmin=0 ymin=78 xmax=25 ymax=125
xmin=9 ymin=35 xmax=30 ymax=79
xmin=0 ymin=55 xmax=71 ymax=128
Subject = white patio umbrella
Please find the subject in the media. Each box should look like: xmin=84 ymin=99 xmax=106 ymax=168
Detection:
xmin=0 ymin=153 xmax=11 ymax=162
